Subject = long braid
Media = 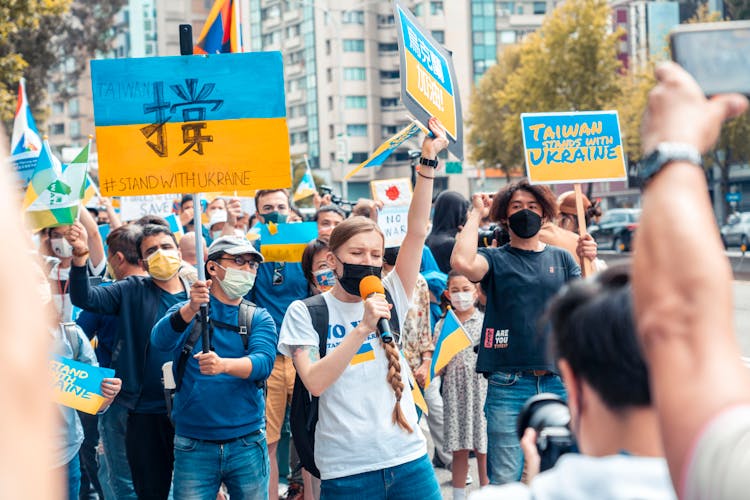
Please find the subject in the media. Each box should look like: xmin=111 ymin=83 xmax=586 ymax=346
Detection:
xmin=381 ymin=338 xmax=413 ymax=433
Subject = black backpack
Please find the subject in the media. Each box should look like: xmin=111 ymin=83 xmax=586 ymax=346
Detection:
xmin=290 ymin=292 xmax=399 ymax=479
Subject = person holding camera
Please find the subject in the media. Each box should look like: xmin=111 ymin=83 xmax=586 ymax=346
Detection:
xmin=151 ymin=235 xmax=277 ymax=499
xmin=451 ymin=180 xmax=597 ymax=484
xmin=472 ymin=264 xmax=676 ymax=499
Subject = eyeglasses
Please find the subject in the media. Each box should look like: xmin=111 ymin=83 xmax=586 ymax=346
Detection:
xmin=219 ymin=256 xmax=260 ymax=270
xmin=273 ymin=262 xmax=285 ymax=286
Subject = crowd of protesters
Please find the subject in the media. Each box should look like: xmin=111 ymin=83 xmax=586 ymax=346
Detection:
xmin=10 ymin=63 xmax=750 ymax=500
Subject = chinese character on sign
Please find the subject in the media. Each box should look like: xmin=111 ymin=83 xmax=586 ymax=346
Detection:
xmin=418 ymin=39 xmax=431 ymax=64
xmin=140 ymin=82 xmax=172 ymax=157
xmin=430 ymin=52 xmax=444 ymax=83
xmin=170 ymin=78 xmax=224 ymax=156
xmin=407 ymin=27 xmax=420 ymax=54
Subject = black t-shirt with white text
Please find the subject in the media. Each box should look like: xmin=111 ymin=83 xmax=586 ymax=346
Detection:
xmin=477 ymin=244 xmax=580 ymax=373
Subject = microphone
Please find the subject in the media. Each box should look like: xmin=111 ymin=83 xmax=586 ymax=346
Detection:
xmin=359 ymin=275 xmax=393 ymax=343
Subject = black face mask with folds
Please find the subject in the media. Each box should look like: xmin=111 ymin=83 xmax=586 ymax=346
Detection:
xmin=336 ymin=260 xmax=382 ymax=296
xmin=508 ymin=209 xmax=542 ymax=239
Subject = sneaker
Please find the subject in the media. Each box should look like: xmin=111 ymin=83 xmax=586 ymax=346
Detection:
xmin=465 ymin=474 xmax=473 ymax=486
xmin=281 ymin=482 xmax=303 ymax=500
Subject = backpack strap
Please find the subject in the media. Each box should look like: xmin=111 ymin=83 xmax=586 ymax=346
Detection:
xmin=174 ymin=318 xmax=205 ymax=392
xmin=303 ymin=294 xmax=329 ymax=357
xmin=210 ymin=300 xmax=256 ymax=351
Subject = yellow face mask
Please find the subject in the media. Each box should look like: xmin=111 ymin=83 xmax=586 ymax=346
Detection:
xmin=145 ymin=249 xmax=181 ymax=281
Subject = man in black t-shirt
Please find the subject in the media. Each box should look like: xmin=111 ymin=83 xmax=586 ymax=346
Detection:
xmin=451 ymin=180 xmax=596 ymax=485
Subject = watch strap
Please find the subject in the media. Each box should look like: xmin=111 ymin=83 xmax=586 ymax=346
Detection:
xmin=419 ymin=156 xmax=439 ymax=168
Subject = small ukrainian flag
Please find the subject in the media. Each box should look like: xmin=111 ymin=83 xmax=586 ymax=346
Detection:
xmin=350 ymin=342 xmax=376 ymax=366
xmin=425 ymin=308 xmax=472 ymax=389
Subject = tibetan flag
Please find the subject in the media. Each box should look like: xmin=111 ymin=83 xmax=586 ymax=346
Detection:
xmin=350 ymin=342 xmax=376 ymax=366
xmin=424 ymin=308 xmax=472 ymax=389
xmin=10 ymin=78 xmax=43 ymax=185
xmin=90 ymin=53 xmax=291 ymax=197
xmin=50 ymin=355 xmax=115 ymax=415
xmin=345 ymin=121 xmax=425 ymax=180
xmin=293 ymin=160 xmax=316 ymax=202
xmin=257 ymin=221 xmax=317 ymax=262
xmin=195 ymin=0 xmax=242 ymax=54
xmin=24 ymin=142 xmax=89 ymax=231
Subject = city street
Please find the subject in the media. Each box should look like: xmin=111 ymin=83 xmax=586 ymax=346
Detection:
xmin=427 ymin=279 xmax=750 ymax=498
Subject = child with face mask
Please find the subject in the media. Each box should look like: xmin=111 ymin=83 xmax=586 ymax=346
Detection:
xmin=438 ymin=271 xmax=489 ymax=499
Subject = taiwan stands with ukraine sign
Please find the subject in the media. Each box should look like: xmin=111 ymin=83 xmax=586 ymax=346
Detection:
xmin=394 ymin=0 xmax=463 ymax=159
xmin=90 ymin=52 xmax=291 ymax=196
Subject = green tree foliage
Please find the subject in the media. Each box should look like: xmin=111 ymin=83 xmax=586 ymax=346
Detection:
xmin=613 ymin=66 xmax=654 ymax=164
xmin=1 ymin=0 xmax=125 ymax=133
xmin=469 ymin=0 xmax=624 ymax=170
xmin=724 ymin=0 xmax=750 ymax=19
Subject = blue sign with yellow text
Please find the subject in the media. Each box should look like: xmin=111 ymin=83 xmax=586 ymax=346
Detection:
xmin=394 ymin=0 xmax=463 ymax=159
xmin=521 ymin=111 xmax=627 ymax=184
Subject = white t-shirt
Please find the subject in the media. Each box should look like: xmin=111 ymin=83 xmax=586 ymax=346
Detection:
xmin=278 ymin=271 xmax=427 ymax=480
xmin=470 ymin=453 xmax=675 ymax=500
xmin=684 ymin=405 xmax=750 ymax=500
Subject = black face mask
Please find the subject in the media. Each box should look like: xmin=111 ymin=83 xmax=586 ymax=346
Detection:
xmin=508 ymin=209 xmax=542 ymax=239
xmin=262 ymin=211 xmax=287 ymax=224
xmin=335 ymin=256 xmax=382 ymax=296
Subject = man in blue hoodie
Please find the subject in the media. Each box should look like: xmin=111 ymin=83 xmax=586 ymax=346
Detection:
xmin=152 ymin=236 xmax=277 ymax=499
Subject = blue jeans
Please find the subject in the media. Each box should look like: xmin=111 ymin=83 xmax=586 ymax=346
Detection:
xmin=98 ymin=403 xmax=137 ymax=499
xmin=320 ymin=454 xmax=440 ymax=500
xmin=173 ymin=430 xmax=269 ymax=500
xmin=65 ymin=453 xmax=81 ymax=500
xmin=485 ymin=371 xmax=567 ymax=485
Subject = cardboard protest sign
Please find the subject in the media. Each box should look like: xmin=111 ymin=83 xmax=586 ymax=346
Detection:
xmin=91 ymin=53 xmax=291 ymax=196
xmin=51 ymin=356 xmax=115 ymax=415
xmin=394 ymin=0 xmax=463 ymax=159
xmin=257 ymin=221 xmax=317 ymax=262
xmin=119 ymin=194 xmax=178 ymax=221
xmin=520 ymin=111 xmax=627 ymax=184
xmin=371 ymin=178 xmax=413 ymax=207
xmin=372 ymin=178 xmax=412 ymax=248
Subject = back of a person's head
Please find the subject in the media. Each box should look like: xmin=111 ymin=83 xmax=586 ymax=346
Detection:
xmin=133 ymin=214 xmax=169 ymax=228
xmin=107 ymin=225 xmax=142 ymax=265
xmin=546 ymin=263 xmax=650 ymax=410
xmin=430 ymin=190 xmax=469 ymax=235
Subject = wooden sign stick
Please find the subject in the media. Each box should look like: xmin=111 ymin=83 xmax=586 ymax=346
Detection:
xmin=574 ymin=183 xmax=593 ymax=277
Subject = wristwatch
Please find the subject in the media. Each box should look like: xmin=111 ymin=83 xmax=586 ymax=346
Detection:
xmin=419 ymin=156 xmax=439 ymax=168
xmin=640 ymin=142 xmax=703 ymax=186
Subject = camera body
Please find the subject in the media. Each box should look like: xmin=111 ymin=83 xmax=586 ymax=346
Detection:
xmin=517 ymin=393 xmax=577 ymax=472
xmin=477 ymin=225 xmax=509 ymax=248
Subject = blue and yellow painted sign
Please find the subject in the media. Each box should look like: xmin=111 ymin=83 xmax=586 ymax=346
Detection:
xmin=257 ymin=221 xmax=318 ymax=263
xmin=394 ymin=1 xmax=463 ymax=159
xmin=51 ymin=356 xmax=115 ymax=415
xmin=520 ymin=111 xmax=627 ymax=184
xmin=91 ymin=53 xmax=291 ymax=196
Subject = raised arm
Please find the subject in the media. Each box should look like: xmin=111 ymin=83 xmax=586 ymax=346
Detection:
xmin=451 ymin=194 xmax=491 ymax=282
xmin=395 ymin=117 xmax=448 ymax=298
xmin=79 ymin=204 xmax=105 ymax=269
xmin=633 ymin=61 xmax=750 ymax=491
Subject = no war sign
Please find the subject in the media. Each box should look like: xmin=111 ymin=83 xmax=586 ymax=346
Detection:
xmin=520 ymin=111 xmax=627 ymax=184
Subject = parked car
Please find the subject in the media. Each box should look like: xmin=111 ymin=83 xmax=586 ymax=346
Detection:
xmin=587 ymin=208 xmax=641 ymax=253
xmin=721 ymin=212 xmax=750 ymax=249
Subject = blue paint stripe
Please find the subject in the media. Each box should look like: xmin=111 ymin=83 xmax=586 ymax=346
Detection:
xmin=91 ymin=52 xmax=286 ymax=126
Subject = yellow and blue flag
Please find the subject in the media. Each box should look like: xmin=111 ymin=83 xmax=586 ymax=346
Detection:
xmin=350 ymin=342 xmax=376 ymax=366
xmin=24 ymin=141 xmax=89 ymax=231
xmin=408 ymin=369 xmax=429 ymax=418
xmin=424 ymin=308 xmax=472 ymax=389
xmin=293 ymin=158 xmax=316 ymax=202
xmin=257 ymin=221 xmax=318 ymax=262
xmin=194 ymin=0 xmax=242 ymax=54
xmin=10 ymin=78 xmax=43 ymax=185
xmin=344 ymin=121 xmax=425 ymax=179
xmin=90 ymin=53 xmax=290 ymax=197
xmin=51 ymin=355 xmax=115 ymax=415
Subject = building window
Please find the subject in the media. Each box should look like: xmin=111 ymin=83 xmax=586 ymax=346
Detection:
xmin=533 ymin=2 xmax=546 ymax=14
xmin=343 ymin=39 xmax=365 ymax=52
xmin=380 ymin=70 xmax=400 ymax=80
xmin=378 ymin=14 xmax=395 ymax=25
xmin=342 ymin=10 xmax=364 ymax=24
xmin=517 ymin=4 xmax=524 ymax=14
xmin=51 ymin=123 xmax=65 ymax=135
xmin=498 ymin=2 xmax=514 ymax=15
xmin=431 ymin=30 xmax=445 ymax=44
xmin=382 ymin=125 xmax=398 ymax=136
xmin=68 ymin=98 xmax=79 ymax=116
xmin=344 ymin=67 xmax=366 ymax=80
xmin=328 ymin=96 xmax=334 ymax=111
xmin=378 ymin=42 xmax=398 ymax=52
xmin=262 ymin=5 xmax=280 ymax=18
xmin=347 ymin=124 xmax=368 ymax=136
xmin=69 ymin=120 xmax=80 ymax=138
xmin=430 ymin=1 xmax=444 ymax=15
xmin=290 ymin=131 xmax=309 ymax=145
xmin=500 ymin=30 xmax=516 ymax=44
xmin=52 ymin=102 xmax=64 ymax=115
xmin=286 ymin=24 xmax=300 ymax=38
xmin=326 ymin=68 xmax=333 ymax=82
xmin=345 ymin=96 xmax=367 ymax=109
xmin=380 ymin=97 xmax=399 ymax=107
xmin=412 ymin=4 xmax=423 ymax=16
xmin=350 ymin=152 xmax=369 ymax=164
xmin=329 ymin=125 xmax=335 ymax=139
xmin=325 ymin=39 xmax=331 ymax=55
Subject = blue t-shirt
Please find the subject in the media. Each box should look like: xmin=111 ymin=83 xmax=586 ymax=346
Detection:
xmin=476 ymin=244 xmax=580 ymax=373
xmin=135 ymin=289 xmax=187 ymax=413
xmin=248 ymin=261 xmax=308 ymax=331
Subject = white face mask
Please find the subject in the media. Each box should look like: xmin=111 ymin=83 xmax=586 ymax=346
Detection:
xmin=216 ymin=264 xmax=257 ymax=299
xmin=51 ymin=238 xmax=73 ymax=258
xmin=451 ymin=291 xmax=476 ymax=312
